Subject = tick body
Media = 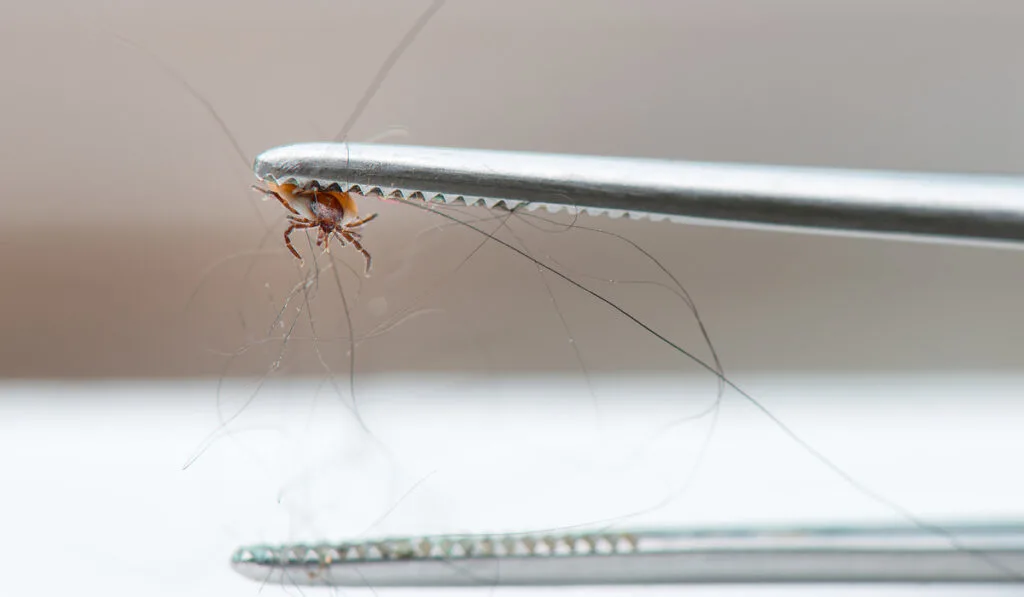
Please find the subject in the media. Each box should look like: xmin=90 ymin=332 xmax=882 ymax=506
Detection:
xmin=254 ymin=182 xmax=379 ymax=274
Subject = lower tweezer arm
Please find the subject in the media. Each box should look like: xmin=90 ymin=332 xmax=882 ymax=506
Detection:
xmin=254 ymin=143 xmax=1024 ymax=244
xmin=232 ymin=525 xmax=1024 ymax=586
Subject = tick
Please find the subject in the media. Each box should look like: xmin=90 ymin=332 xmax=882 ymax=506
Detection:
xmin=254 ymin=182 xmax=378 ymax=274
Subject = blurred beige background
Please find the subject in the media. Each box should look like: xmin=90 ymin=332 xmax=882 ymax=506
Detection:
xmin=1 ymin=0 xmax=1023 ymax=378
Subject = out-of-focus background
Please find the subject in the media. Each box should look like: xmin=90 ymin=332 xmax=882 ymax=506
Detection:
xmin=2 ymin=1 xmax=1024 ymax=595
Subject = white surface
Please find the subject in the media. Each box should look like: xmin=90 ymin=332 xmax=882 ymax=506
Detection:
xmin=4 ymin=376 xmax=1024 ymax=595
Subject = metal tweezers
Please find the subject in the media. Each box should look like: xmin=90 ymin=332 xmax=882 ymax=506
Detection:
xmin=232 ymin=524 xmax=1024 ymax=586
xmin=239 ymin=143 xmax=1024 ymax=587
xmin=253 ymin=142 xmax=1024 ymax=245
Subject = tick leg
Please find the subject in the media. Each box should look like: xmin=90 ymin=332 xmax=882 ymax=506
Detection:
xmin=345 ymin=212 xmax=378 ymax=229
xmin=284 ymin=222 xmax=316 ymax=261
xmin=338 ymin=229 xmax=372 ymax=275
xmin=317 ymin=228 xmax=332 ymax=254
xmin=252 ymin=185 xmax=301 ymax=216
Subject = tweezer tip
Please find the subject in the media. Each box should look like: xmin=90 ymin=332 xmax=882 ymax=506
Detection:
xmin=253 ymin=142 xmax=335 ymax=183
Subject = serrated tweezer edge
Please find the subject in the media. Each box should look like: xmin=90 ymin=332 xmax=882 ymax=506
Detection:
xmin=231 ymin=524 xmax=1024 ymax=586
xmin=253 ymin=142 xmax=1024 ymax=244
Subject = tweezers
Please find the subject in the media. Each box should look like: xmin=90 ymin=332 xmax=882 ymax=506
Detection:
xmin=253 ymin=142 xmax=1024 ymax=243
xmin=242 ymin=144 xmax=1024 ymax=586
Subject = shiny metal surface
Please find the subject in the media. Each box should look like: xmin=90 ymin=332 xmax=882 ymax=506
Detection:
xmin=254 ymin=142 xmax=1024 ymax=243
xmin=231 ymin=525 xmax=1024 ymax=586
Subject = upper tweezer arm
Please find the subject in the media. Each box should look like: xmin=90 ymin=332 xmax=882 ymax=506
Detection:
xmin=254 ymin=142 xmax=1024 ymax=244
